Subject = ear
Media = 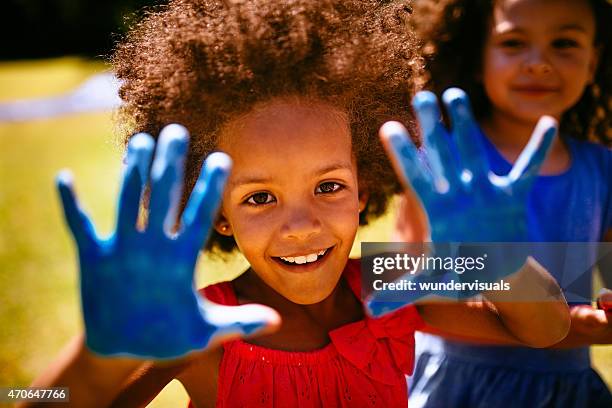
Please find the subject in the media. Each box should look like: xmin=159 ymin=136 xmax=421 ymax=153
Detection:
xmin=213 ymin=212 xmax=233 ymax=236
xmin=358 ymin=192 xmax=369 ymax=213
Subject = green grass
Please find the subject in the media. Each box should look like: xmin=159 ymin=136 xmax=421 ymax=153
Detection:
xmin=0 ymin=58 xmax=610 ymax=407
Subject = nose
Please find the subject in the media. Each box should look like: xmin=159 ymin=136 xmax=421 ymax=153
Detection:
xmin=280 ymin=203 xmax=322 ymax=241
xmin=523 ymin=47 xmax=552 ymax=75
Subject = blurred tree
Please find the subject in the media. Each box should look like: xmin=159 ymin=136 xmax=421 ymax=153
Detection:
xmin=1 ymin=0 xmax=168 ymax=60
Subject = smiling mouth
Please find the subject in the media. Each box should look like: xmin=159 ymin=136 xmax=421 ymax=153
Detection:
xmin=272 ymin=247 xmax=333 ymax=269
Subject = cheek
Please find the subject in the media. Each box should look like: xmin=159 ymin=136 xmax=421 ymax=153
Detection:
xmin=557 ymin=55 xmax=593 ymax=85
xmin=322 ymin=197 xmax=361 ymax=239
xmin=482 ymin=52 xmax=512 ymax=99
xmin=229 ymin=210 xmax=275 ymax=254
xmin=483 ymin=50 xmax=514 ymax=81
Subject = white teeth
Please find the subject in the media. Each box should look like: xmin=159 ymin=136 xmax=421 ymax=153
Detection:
xmin=279 ymin=249 xmax=328 ymax=264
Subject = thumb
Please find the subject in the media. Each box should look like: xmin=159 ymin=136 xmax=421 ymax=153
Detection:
xmin=200 ymin=300 xmax=281 ymax=346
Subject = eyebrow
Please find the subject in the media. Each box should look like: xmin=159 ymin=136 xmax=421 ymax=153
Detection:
xmin=556 ymin=24 xmax=589 ymax=33
xmin=229 ymin=162 xmax=354 ymax=188
xmin=496 ymin=23 xmax=590 ymax=35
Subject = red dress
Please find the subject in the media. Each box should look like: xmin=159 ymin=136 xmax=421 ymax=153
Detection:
xmin=192 ymin=259 xmax=424 ymax=407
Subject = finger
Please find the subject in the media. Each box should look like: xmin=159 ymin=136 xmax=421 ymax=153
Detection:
xmin=180 ymin=152 xmax=231 ymax=249
xmin=412 ymin=91 xmax=458 ymax=193
xmin=148 ymin=124 xmax=189 ymax=236
xmin=571 ymin=305 xmax=608 ymax=325
xmin=56 ymin=171 xmax=99 ymax=251
xmin=116 ymin=133 xmax=154 ymax=238
xmin=442 ymin=88 xmax=488 ymax=185
xmin=597 ymin=288 xmax=612 ymax=313
xmin=200 ymin=299 xmax=281 ymax=344
xmin=379 ymin=121 xmax=434 ymax=198
xmin=507 ymin=116 xmax=557 ymax=190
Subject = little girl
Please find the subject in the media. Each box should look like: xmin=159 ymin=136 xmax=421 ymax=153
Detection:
xmin=22 ymin=1 xmax=570 ymax=407
xmin=404 ymin=0 xmax=612 ymax=406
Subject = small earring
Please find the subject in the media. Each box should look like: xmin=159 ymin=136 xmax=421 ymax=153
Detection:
xmin=221 ymin=225 xmax=228 ymax=232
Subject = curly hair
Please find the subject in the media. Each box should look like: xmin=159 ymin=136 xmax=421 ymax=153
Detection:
xmin=412 ymin=0 xmax=612 ymax=145
xmin=112 ymin=0 xmax=422 ymax=254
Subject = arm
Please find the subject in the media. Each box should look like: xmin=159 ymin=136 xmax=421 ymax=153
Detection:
xmin=18 ymin=334 xmax=143 ymax=408
xmin=391 ymin=191 xmax=429 ymax=243
xmin=417 ymin=257 xmax=570 ymax=348
xmin=108 ymin=344 xmax=223 ymax=408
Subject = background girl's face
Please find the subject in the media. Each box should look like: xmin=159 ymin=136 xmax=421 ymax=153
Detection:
xmin=481 ymin=0 xmax=599 ymax=124
xmin=217 ymin=98 xmax=364 ymax=304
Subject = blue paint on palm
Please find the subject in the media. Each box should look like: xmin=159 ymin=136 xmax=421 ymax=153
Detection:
xmin=368 ymin=89 xmax=557 ymax=316
xmin=56 ymin=124 xmax=276 ymax=359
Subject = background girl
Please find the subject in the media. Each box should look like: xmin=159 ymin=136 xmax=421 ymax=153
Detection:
xmin=405 ymin=0 xmax=612 ymax=406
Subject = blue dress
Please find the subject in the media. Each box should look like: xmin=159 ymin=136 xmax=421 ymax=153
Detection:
xmin=408 ymin=132 xmax=612 ymax=408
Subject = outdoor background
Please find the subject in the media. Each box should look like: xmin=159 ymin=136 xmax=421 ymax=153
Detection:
xmin=0 ymin=2 xmax=611 ymax=407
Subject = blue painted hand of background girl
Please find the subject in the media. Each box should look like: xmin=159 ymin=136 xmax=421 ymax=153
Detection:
xmin=369 ymin=88 xmax=558 ymax=315
xmin=56 ymin=124 xmax=278 ymax=359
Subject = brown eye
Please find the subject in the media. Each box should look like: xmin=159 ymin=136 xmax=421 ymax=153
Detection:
xmin=552 ymin=38 xmax=579 ymax=49
xmin=316 ymin=182 xmax=342 ymax=194
xmin=500 ymin=39 xmax=525 ymax=49
xmin=246 ymin=192 xmax=275 ymax=205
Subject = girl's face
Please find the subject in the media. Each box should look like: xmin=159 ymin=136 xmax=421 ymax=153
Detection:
xmin=216 ymin=98 xmax=365 ymax=305
xmin=481 ymin=0 xmax=599 ymax=124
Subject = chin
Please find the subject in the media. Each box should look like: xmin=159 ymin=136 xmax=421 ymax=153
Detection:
xmin=508 ymin=103 xmax=564 ymax=122
xmin=276 ymin=271 xmax=341 ymax=305
xmin=511 ymin=109 xmax=558 ymax=125
xmin=286 ymin=290 xmax=334 ymax=305
xmin=279 ymin=276 xmax=340 ymax=305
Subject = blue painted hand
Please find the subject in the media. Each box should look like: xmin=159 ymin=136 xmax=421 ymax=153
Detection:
xmin=56 ymin=124 xmax=279 ymax=359
xmin=368 ymin=88 xmax=557 ymax=315
xmin=382 ymin=88 xmax=557 ymax=243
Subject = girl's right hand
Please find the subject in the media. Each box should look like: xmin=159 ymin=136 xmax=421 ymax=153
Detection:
xmin=56 ymin=124 xmax=279 ymax=360
xmin=368 ymin=88 xmax=559 ymax=316
xmin=380 ymin=88 xmax=557 ymax=243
